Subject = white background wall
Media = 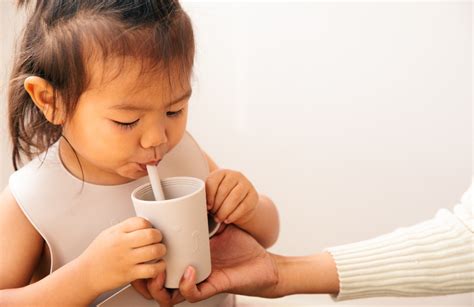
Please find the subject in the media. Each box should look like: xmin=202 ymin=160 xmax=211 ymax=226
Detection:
xmin=0 ymin=1 xmax=472 ymax=306
xmin=0 ymin=1 xmax=20 ymax=187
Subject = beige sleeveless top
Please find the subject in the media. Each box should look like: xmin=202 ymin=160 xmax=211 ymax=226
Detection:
xmin=9 ymin=132 xmax=233 ymax=307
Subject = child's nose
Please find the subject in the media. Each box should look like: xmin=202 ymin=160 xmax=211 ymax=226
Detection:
xmin=141 ymin=123 xmax=168 ymax=149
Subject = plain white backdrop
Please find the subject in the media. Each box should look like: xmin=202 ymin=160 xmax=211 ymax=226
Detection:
xmin=0 ymin=1 xmax=472 ymax=306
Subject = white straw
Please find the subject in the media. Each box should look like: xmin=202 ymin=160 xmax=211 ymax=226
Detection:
xmin=146 ymin=164 xmax=165 ymax=201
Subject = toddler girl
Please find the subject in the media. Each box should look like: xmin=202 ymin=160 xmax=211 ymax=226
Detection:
xmin=0 ymin=1 xmax=279 ymax=306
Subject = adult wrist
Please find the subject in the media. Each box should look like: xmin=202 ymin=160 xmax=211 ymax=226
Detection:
xmin=271 ymin=252 xmax=339 ymax=297
xmin=266 ymin=253 xmax=289 ymax=297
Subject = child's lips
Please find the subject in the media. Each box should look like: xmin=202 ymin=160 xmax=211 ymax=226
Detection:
xmin=139 ymin=160 xmax=161 ymax=171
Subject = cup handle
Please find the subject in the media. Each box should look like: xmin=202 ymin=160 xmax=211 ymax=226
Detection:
xmin=207 ymin=213 xmax=221 ymax=237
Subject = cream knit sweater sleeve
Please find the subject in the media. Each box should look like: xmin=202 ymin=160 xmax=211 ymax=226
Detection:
xmin=326 ymin=183 xmax=473 ymax=301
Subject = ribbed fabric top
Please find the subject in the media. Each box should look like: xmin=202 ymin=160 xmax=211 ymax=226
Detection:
xmin=326 ymin=182 xmax=473 ymax=301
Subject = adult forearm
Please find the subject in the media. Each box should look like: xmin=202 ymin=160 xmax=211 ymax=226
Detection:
xmin=271 ymin=252 xmax=339 ymax=297
xmin=326 ymin=207 xmax=474 ymax=300
xmin=0 ymin=258 xmax=100 ymax=306
xmin=238 ymin=194 xmax=279 ymax=248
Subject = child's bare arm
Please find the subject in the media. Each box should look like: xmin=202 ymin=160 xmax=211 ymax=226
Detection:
xmin=0 ymin=186 xmax=101 ymax=305
xmin=203 ymin=153 xmax=280 ymax=248
xmin=1 ymin=258 xmax=101 ymax=306
xmin=0 ymin=187 xmax=43 ymax=288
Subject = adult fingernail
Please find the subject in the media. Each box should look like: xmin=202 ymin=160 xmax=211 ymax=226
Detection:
xmin=184 ymin=266 xmax=193 ymax=280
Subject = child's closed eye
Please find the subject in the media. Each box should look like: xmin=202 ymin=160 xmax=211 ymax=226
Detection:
xmin=112 ymin=119 xmax=140 ymax=130
xmin=166 ymin=109 xmax=183 ymax=118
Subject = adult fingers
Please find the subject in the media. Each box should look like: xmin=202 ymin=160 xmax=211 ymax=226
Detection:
xmin=170 ymin=290 xmax=186 ymax=305
xmin=147 ymin=272 xmax=173 ymax=307
xmin=179 ymin=266 xmax=216 ymax=303
xmin=131 ymin=279 xmax=153 ymax=300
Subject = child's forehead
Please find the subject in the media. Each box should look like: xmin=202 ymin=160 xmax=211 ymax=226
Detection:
xmin=85 ymin=55 xmax=191 ymax=98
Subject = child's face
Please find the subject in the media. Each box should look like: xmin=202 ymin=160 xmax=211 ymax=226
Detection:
xmin=60 ymin=58 xmax=191 ymax=185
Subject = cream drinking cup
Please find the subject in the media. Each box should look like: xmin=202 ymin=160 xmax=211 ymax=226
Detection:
xmin=131 ymin=177 xmax=220 ymax=288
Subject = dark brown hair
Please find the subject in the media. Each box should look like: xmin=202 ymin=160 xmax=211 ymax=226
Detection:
xmin=8 ymin=0 xmax=195 ymax=170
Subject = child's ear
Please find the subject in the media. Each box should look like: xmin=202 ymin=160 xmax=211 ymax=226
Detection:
xmin=24 ymin=76 xmax=66 ymax=125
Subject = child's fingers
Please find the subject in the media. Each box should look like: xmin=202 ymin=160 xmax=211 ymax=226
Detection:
xmin=205 ymin=170 xmax=227 ymax=209
xmin=133 ymin=260 xmax=166 ymax=280
xmin=119 ymin=216 xmax=153 ymax=233
xmin=211 ymin=176 xmax=239 ymax=215
xmin=126 ymin=228 xmax=163 ymax=248
xmin=132 ymin=243 xmax=167 ymax=264
xmin=225 ymin=200 xmax=252 ymax=224
xmin=226 ymin=191 xmax=258 ymax=224
xmin=215 ymin=184 xmax=248 ymax=222
xmin=131 ymin=279 xmax=153 ymax=300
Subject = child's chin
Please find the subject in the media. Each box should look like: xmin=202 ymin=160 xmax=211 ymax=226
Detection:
xmin=121 ymin=169 xmax=147 ymax=181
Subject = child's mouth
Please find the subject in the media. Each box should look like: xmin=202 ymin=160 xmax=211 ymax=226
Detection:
xmin=139 ymin=160 xmax=161 ymax=171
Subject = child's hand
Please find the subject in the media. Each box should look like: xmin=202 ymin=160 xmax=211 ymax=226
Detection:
xmin=77 ymin=217 xmax=167 ymax=295
xmin=206 ymin=169 xmax=259 ymax=226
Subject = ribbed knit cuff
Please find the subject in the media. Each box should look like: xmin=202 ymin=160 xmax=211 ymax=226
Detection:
xmin=325 ymin=209 xmax=474 ymax=301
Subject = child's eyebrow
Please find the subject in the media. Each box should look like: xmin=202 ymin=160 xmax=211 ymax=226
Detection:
xmin=110 ymin=89 xmax=192 ymax=111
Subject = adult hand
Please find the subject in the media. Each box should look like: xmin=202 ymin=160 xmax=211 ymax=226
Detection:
xmin=178 ymin=225 xmax=280 ymax=303
xmin=145 ymin=225 xmax=280 ymax=305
